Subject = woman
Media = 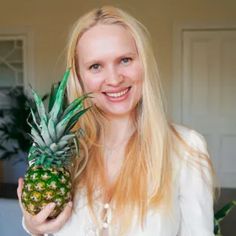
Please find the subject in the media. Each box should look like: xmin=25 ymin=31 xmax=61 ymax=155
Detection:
xmin=18 ymin=5 xmax=216 ymax=236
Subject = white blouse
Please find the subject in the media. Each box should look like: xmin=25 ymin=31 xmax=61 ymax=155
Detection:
xmin=23 ymin=124 xmax=215 ymax=236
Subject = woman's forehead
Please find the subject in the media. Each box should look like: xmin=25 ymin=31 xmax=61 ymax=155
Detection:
xmin=76 ymin=24 xmax=138 ymax=60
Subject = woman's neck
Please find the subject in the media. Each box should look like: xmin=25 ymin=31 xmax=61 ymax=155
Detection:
xmin=103 ymin=115 xmax=135 ymax=147
xmin=100 ymin=115 xmax=136 ymax=190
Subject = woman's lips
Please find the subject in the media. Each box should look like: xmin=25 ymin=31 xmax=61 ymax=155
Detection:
xmin=102 ymin=87 xmax=131 ymax=101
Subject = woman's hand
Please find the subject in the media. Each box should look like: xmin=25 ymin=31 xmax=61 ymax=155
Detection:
xmin=17 ymin=177 xmax=73 ymax=236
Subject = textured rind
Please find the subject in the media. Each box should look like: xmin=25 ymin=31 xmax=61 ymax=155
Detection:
xmin=22 ymin=165 xmax=72 ymax=218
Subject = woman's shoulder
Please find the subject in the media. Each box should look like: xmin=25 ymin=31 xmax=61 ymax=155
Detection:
xmin=170 ymin=123 xmax=208 ymax=153
xmin=170 ymin=123 xmax=213 ymax=189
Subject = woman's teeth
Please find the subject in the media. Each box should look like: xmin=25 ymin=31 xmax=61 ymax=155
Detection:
xmin=105 ymin=88 xmax=129 ymax=98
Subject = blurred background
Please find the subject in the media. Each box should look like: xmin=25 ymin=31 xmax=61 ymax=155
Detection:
xmin=0 ymin=0 xmax=235 ymax=235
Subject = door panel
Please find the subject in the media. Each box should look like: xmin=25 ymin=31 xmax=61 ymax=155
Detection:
xmin=182 ymin=30 xmax=236 ymax=188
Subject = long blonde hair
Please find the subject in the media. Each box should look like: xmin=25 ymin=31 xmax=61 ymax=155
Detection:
xmin=66 ymin=5 xmax=216 ymax=235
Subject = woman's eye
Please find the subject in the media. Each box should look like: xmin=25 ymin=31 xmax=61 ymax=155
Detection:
xmin=121 ymin=57 xmax=132 ymax=64
xmin=89 ymin=64 xmax=100 ymax=71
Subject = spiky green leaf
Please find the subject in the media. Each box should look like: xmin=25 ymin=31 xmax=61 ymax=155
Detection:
xmin=64 ymin=107 xmax=91 ymax=134
xmin=60 ymin=134 xmax=75 ymax=142
xmin=30 ymin=127 xmax=45 ymax=147
xmin=48 ymin=82 xmax=60 ymax=112
xmin=29 ymin=108 xmax=41 ymax=132
xmin=31 ymin=88 xmax=48 ymax=126
xmin=49 ymin=143 xmax=58 ymax=152
xmin=59 ymin=102 xmax=85 ymax=127
xmin=49 ymin=69 xmax=70 ymax=122
xmin=56 ymin=140 xmax=69 ymax=150
xmin=40 ymin=119 xmax=53 ymax=145
xmin=47 ymin=117 xmax=57 ymax=141
xmin=61 ymin=94 xmax=88 ymax=119
xmin=26 ymin=69 xmax=90 ymax=168
xmin=56 ymin=107 xmax=90 ymax=138
xmin=214 ymin=200 xmax=236 ymax=235
xmin=214 ymin=200 xmax=236 ymax=223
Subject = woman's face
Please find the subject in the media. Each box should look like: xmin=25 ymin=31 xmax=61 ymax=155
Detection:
xmin=76 ymin=24 xmax=143 ymax=119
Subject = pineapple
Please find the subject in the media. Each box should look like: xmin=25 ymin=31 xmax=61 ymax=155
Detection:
xmin=21 ymin=69 xmax=89 ymax=218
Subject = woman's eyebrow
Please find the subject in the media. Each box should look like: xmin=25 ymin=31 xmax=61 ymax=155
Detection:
xmin=84 ymin=58 xmax=101 ymax=66
xmin=120 ymin=51 xmax=137 ymax=57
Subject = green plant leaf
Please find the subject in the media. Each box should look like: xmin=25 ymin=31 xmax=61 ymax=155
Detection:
xmin=29 ymin=108 xmax=41 ymax=132
xmin=41 ymin=120 xmax=53 ymax=145
xmin=64 ymin=107 xmax=91 ymax=134
xmin=30 ymin=126 xmax=46 ymax=147
xmin=214 ymin=200 xmax=236 ymax=235
xmin=61 ymin=94 xmax=89 ymax=119
xmin=31 ymin=88 xmax=48 ymax=126
xmin=48 ymin=82 xmax=60 ymax=112
xmin=47 ymin=117 xmax=57 ymax=142
xmin=214 ymin=200 xmax=236 ymax=222
xmin=49 ymin=69 xmax=70 ymax=123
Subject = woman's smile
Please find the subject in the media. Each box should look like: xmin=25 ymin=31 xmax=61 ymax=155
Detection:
xmin=102 ymin=86 xmax=131 ymax=100
xmin=77 ymin=24 xmax=143 ymax=118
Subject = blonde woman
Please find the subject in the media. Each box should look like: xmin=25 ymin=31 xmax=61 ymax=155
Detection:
xmin=18 ymin=5 xmax=216 ymax=236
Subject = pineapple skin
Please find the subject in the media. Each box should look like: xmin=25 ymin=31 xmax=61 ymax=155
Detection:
xmin=21 ymin=165 xmax=72 ymax=218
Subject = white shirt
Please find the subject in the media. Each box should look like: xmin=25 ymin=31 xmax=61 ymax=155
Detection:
xmin=23 ymin=124 xmax=215 ymax=236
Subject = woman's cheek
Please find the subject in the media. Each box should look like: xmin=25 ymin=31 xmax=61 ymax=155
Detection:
xmin=126 ymin=62 xmax=143 ymax=81
xmin=83 ymin=77 xmax=103 ymax=93
xmin=135 ymin=67 xmax=144 ymax=83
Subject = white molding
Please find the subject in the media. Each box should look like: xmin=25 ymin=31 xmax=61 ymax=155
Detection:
xmin=0 ymin=26 xmax=34 ymax=90
xmin=171 ymin=21 xmax=236 ymax=123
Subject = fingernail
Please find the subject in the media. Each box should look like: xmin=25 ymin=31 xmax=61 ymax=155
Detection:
xmin=68 ymin=201 xmax=73 ymax=207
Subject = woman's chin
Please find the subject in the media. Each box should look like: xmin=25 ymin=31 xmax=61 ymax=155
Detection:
xmin=101 ymin=106 xmax=136 ymax=119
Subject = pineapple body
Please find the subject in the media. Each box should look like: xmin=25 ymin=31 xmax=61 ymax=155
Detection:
xmin=22 ymin=165 xmax=71 ymax=218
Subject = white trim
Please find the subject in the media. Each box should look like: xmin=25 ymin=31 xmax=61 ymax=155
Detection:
xmin=172 ymin=22 xmax=236 ymax=123
xmin=0 ymin=27 xmax=34 ymax=90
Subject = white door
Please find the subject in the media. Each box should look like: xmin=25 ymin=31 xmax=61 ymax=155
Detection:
xmin=181 ymin=30 xmax=236 ymax=188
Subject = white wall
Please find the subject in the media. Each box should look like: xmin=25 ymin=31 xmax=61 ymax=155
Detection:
xmin=0 ymin=0 xmax=235 ymax=118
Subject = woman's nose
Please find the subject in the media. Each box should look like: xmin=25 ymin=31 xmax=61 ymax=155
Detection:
xmin=105 ymin=67 xmax=124 ymax=86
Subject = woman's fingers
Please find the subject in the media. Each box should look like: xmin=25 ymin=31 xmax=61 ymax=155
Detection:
xmin=17 ymin=177 xmax=24 ymax=211
xmin=43 ymin=202 xmax=73 ymax=233
xmin=23 ymin=203 xmax=57 ymax=234
xmin=17 ymin=177 xmax=23 ymax=198
xmin=52 ymin=202 xmax=73 ymax=226
xmin=34 ymin=203 xmax=56 ymax=224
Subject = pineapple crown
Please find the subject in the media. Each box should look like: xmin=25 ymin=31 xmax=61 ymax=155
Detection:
xmin=27 ymin=69 xmax=90 ymax=168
